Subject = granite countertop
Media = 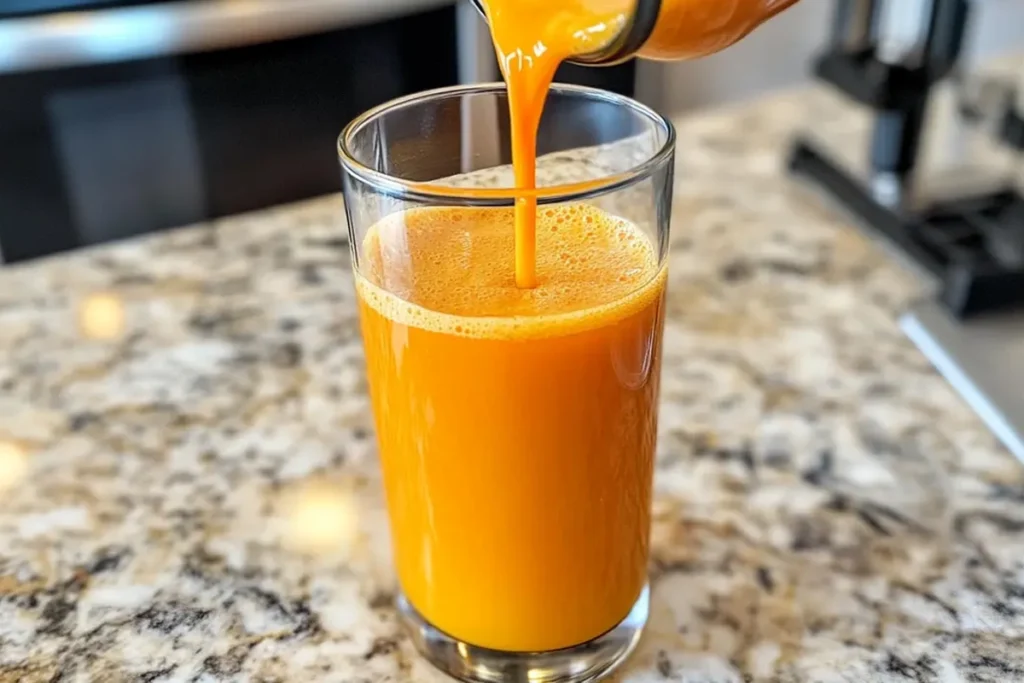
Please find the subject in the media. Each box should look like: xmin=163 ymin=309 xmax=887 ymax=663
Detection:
xmin=3 ymin=71 xmax=1024 ymax=683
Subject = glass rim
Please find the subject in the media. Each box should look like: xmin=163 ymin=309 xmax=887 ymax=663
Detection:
xmin=337 ymin=82 xmax=676 ymax=205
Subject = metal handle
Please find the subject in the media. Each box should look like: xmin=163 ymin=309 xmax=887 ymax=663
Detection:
xmin=0 ymin=0 xmax=451 ymax=75
xmin=830 ymin=0 xmax=881 ymax=51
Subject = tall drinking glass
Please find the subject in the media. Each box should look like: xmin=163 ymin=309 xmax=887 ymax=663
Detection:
xmin=339 ymin=83 xmax=675 ymax=683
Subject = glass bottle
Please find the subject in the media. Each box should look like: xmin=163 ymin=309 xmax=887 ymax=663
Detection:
xmin=470 ymin=0 xmax=799 ymax=64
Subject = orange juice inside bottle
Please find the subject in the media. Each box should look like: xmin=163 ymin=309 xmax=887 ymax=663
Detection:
xmin=357 ymin=204 xmax=666 ymax=652
xmin=637 ymin=0 xmax=800 ymax=60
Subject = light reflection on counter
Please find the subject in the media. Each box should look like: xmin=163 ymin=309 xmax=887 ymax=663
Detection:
xmin=0 ymin=441 xmax=30 ymax=493
xmin=77 ymin=293 xmax=127 ymax=341
xmin=281 ymin=479 xmax=361 ymax=556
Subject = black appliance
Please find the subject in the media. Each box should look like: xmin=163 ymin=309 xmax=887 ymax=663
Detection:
xmin=789 ymin=0 xmax=1024 ymax=319
xmin=788 ymin=0 xmax=1024 ymax=462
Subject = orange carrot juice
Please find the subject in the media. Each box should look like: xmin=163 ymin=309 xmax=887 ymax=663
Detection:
xmin=356 ymin=203 xmax=665 ymax=653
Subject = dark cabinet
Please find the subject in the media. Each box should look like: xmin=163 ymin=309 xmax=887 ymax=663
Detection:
xmin=0 ymin=6 xmax=459 ymax=261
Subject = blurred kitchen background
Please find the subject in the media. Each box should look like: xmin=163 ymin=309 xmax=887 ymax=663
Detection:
xmin=1 ymin=0 xmax=1023 ymax=263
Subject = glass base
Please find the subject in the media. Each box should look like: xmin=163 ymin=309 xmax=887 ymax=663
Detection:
xmin=398 ymin=585 xmax=649 ymax=683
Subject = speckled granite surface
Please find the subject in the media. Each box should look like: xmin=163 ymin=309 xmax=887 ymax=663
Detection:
xmin=2 ymin=72 xmax=1024 ymax=682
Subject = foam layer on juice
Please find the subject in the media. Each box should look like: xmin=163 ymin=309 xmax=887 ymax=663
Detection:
xmin=356 ymin=204 xmax=664 ymax=340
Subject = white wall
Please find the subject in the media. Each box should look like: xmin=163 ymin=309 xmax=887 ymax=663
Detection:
xmin=639 ymin=0 xmax=1024 ymax=115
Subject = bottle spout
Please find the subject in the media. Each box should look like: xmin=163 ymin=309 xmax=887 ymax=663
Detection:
xmin=464 ymin=0 xmax=663 ymax=66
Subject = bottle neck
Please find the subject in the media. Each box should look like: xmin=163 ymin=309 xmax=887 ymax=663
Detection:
xmin=573 ymin=0 xmax=661 ymax=65
xmin=469 ymin=0 xmax=661 ymax=66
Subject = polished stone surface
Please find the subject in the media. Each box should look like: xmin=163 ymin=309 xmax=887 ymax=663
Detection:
xmin=1 ymin=72 xmax=1024 ymax=682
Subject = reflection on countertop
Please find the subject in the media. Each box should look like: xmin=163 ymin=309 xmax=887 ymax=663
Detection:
xmin=2 ymin=69 xmax=1024 ymax=681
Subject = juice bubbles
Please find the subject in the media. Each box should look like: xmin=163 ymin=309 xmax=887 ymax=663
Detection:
xmin=356 ymin=204 xmax=666 ymax=652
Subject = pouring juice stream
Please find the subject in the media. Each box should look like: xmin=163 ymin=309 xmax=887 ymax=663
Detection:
xmin=480 ymin=0 xmax=799 ymax=287
xmin=481 ymin=0 xmax=629 ymax=287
